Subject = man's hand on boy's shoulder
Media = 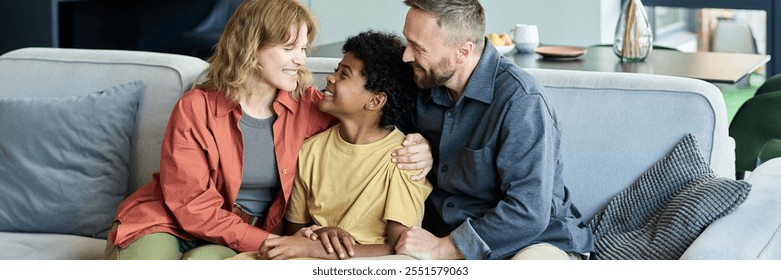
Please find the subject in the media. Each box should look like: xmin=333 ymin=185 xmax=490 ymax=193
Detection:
xmin=392 ymin=133 xmax=433 ymax=181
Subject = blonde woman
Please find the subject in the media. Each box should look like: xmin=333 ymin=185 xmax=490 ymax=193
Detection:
xmin=104 ymin=0 xmax=431 ymax=260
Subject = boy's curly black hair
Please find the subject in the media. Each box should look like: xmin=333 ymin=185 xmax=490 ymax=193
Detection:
xmin=342 ymin=30 xmax=418 ymax=127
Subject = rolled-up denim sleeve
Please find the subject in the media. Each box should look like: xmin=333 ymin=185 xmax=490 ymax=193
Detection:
xmin=449 ymin=218 xmax=491 ymax=259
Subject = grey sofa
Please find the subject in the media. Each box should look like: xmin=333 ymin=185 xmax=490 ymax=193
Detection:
xmin=0 ymin=48 xmax=208 ymax=259
xmin=0 ymin=48 xmax=779 ymax=259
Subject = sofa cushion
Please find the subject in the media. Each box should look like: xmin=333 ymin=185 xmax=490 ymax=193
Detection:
xmin=590 ymin=134 xmax=751 ymax=260
xmin=0 ymin=48 xmax=209 ymax=194
xmin=0 ymin=232 xmax=106 ymax=260
xmin=0 ymin=81 xmax=142 ymax=239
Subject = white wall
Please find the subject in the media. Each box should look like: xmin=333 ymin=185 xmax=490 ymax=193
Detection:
xmin=308 ymin=0 xmax=620 ymax=47
xmin=601 ymin=0 xmax=621 ymax=44
xmin=308 ymin=0 xmax=409 ymax=46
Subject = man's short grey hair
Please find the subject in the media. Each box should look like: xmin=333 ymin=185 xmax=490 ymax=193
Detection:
xmin=404 ymin=0 xmax=486 ymax=50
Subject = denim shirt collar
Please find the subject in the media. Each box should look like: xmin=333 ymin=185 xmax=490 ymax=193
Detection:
xmin=427 ymin=38 xmax=499 ymax=107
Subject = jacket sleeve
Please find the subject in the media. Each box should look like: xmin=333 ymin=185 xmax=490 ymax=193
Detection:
xmin=158 ymin=93 xmax=266 ymax=252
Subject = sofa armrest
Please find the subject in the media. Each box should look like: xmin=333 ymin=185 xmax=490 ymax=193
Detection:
xmin=681 ymin=158 xmax=781 ymax=259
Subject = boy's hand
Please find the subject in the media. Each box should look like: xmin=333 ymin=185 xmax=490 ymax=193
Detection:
xmin=304 ymin=226 xmax=356 ymax=259
xmin=392 ymin=133 xmax=433 ymax=181
xmin=258 ymin=236 xmax=322 ymax=260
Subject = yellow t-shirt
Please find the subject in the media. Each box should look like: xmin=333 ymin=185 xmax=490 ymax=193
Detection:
xmin=286 ymin=125 xmax=432 ymax=245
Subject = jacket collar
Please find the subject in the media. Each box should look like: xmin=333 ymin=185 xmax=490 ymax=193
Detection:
xmin=214 ymin=89 xmax=298 ymax=117
xmin=461 ymin=38 xmax=499 ymax=104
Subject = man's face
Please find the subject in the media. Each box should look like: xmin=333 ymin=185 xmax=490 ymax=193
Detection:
xmin=402 ymin=8 xmax=457 ymax=89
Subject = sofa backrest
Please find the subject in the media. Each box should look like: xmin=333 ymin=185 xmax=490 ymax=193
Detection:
xmin=307 ymin=57 xmax=735 ymax=221
xmin=0 ymin=48 xmax=208 ymax=195
xmin=307 ymin=57 xmax=337 ymax=91
xmin=527 ymin=68 xmax=734 ymax=220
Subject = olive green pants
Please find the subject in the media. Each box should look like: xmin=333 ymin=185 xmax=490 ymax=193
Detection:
xmin=104 ymin=223 xmax=237 ymax=260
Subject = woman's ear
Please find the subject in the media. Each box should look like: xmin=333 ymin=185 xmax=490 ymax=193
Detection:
xmin=366 ymin=92 xmax=387 ymax=111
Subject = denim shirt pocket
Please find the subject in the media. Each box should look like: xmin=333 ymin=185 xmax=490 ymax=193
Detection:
xmin=446 ymin=145 xmax=498 ymax=199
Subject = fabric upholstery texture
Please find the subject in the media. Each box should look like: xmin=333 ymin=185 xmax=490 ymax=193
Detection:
xmin=681 ymin=158 xmax=781 ymax=259
xmin=0 ymin=48 xmax=208 ymax=259
xmin=0 ymin=232 xmax=105 ymax=260
xmin=0 ymin=47 xmax=209 ymax=194
xmin=0 ymin=81 xmax=143 ymax=239
xmin=528 ymin=68 xmax=734 ymax=220
xmin=590 ymin=134 xmax=751 ymax=260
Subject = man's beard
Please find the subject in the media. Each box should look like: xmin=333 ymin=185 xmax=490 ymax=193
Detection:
xmin=410 ymin=58 xmax=454 ymax=89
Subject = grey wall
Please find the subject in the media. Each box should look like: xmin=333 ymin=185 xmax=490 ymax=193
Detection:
xmin=309 ymin=0 xmax=620 ymax=47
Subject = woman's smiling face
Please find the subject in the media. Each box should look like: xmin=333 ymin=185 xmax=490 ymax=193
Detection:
xmin=255 ymin=24 xmax=309 ymax=92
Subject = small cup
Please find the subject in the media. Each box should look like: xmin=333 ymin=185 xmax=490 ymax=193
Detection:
xmin=512 ymin=24 xmax=540 ymax=53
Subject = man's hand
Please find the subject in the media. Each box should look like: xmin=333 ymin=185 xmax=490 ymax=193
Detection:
xmin=395 ymin=226 xmax=463 ymax=260
xmin=392 ymin=133 xmax=433 ymax=181
xmin=297 ymin=225 xmax=356 ymax=259
xmin=257 ymin=235 xmax=324 ymax=260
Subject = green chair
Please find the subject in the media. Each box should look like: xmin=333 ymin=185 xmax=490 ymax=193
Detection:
xmin=757 ymin=138 xmax=781 ymax=165
xmin=729 ymin=90 xmax=781 ymax=178
xmin=755 ymin=73 xmax=781 ymax=96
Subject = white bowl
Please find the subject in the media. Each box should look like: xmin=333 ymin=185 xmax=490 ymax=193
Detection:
xmin=495 ymin=44 xmax=516 ymax=55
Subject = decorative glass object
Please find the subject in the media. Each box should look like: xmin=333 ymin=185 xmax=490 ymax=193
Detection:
xmin=613 ymin=0 xmax=653 ymax=61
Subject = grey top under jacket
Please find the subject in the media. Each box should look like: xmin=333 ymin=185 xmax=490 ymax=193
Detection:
xmin=413 ymin=39 xmax=595 ymax=260
xmin=236 ymin=113 xmax=279 ymax=218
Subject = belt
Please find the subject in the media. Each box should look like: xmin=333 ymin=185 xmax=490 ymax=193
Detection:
xmin=231 ymin=203 xmax=260 ymax=227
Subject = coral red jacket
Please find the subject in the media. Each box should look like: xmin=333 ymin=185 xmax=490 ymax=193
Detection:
xmin=110 ymin=86 xmax=334 ymax=252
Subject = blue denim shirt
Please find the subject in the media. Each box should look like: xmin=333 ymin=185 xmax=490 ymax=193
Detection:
xmin=413 ymin=40 xmax=595 ymax=259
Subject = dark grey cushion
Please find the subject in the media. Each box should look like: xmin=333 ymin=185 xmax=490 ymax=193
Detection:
xmin=590 ymin=134 xmax=751 ymax=260
xmin=0 ymin=81 xmax=142 ymax=239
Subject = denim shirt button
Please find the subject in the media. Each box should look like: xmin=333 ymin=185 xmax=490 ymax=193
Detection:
xmin=446 ymin=111 xmax=454 ymax=118
xmin=440 ymin=165 xmax=449 ymax=172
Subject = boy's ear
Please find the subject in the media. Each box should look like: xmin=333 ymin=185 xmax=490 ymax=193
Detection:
xmin=365 ymin=92 xmax=387 ymax=111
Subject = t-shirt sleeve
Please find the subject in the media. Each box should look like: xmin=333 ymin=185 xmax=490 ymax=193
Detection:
xmin=285 ymin=159 xmax=312 ymax=225
xmin=383 ymin=166 xmax=433 ymax=227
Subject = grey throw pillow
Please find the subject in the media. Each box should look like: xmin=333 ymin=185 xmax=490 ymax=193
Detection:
xmin=0 ymin=81 xmax=143 ymax=239
xmin=590 ymin=134 xmax=751 ymax=260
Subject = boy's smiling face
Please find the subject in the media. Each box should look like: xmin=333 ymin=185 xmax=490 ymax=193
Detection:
xmin=319 ymin=51 xmax=379 ymax=118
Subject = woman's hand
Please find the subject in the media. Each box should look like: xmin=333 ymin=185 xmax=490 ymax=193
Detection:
xmin=392 ymin=133 xmax=433 ymax=181
xmin=297 ymin=225 xmax=356 ymax=259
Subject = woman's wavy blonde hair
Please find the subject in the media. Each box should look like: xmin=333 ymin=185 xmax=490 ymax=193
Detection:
xmin=199 ymin=0 xmax=317 ymax=103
